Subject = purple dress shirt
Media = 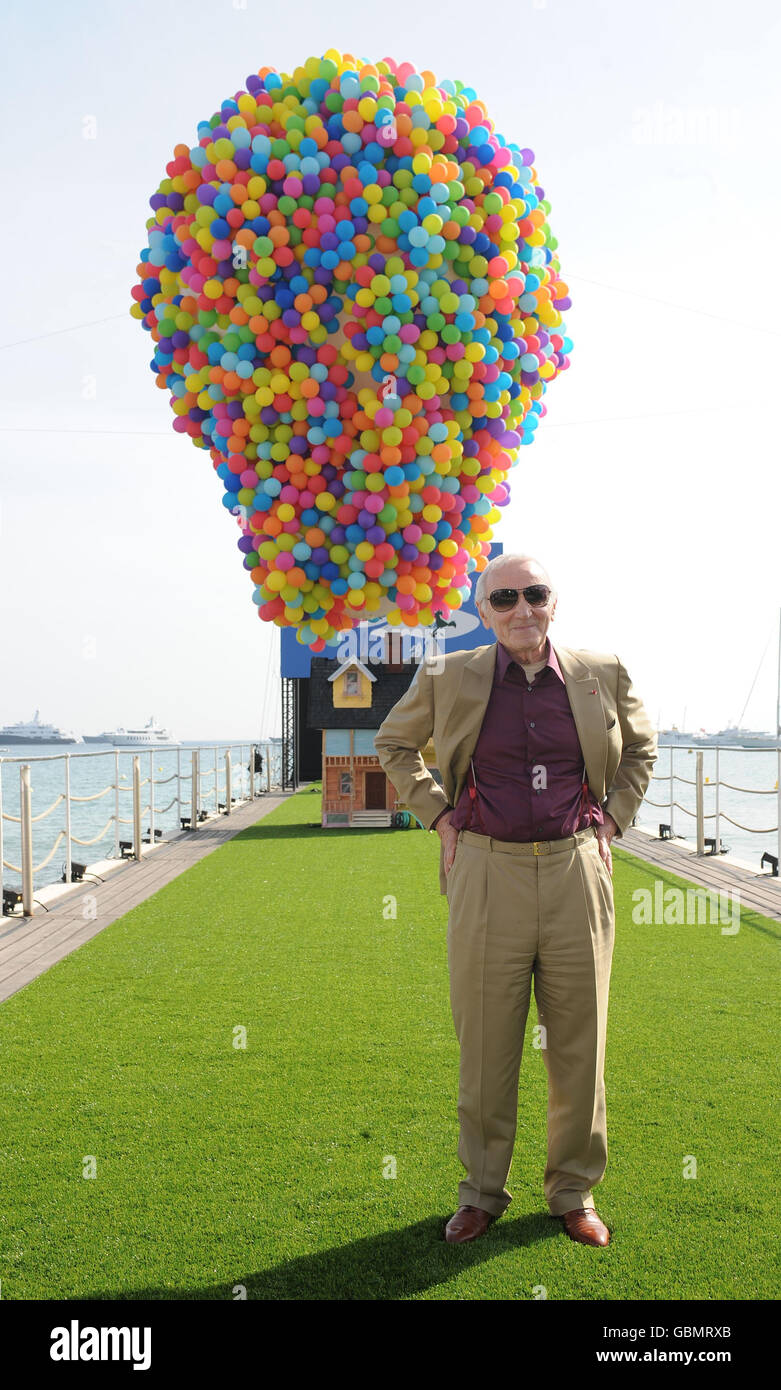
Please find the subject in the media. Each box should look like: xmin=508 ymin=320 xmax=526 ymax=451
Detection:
xmin=430 ymin=638 xmax=605 ymax=841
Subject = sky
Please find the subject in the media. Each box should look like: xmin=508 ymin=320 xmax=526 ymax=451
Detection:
xmin=1 ymin=0 xmax=780 ymax=739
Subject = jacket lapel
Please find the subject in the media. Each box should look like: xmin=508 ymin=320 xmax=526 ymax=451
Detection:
xmin=552 ymin=644 xmax=608 ymax=801
xmin=446 ymin=642 xmax=498 ymax=805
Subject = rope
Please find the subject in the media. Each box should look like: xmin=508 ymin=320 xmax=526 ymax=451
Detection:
xmin=719 ymin=780 xmax=777 ymax=794
xmin=650 ymin=774 xmax=777 ymax=794
xmin=70 ymin=820 xmax=115 ymax=847
xmin=32 ymin=831 xmax=68 ymax=872
xmin=30 ymin=794 xmax=66 ymax=822
xmin=720 ymin=812 xmax=778 ymax=834
xmin=69 ymin=785 xmax=114 ymax=802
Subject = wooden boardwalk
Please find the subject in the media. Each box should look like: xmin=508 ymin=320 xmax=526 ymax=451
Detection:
xmin=0 ymin=791 xmax=296 ymax=1004
xmin=619 ymin=826 xmax=781 ymax=923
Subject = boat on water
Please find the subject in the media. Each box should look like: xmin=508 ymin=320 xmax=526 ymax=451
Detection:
xmin=698 ymin=726 xmax=780 ymax=749
xmin=657 ymin=724 xmax=778 ymax=748
xmin=83 ymin=716 xmax=176 ymax=747
xmin=0 ymin=710 xmax=83 ymax=745
xmin=658 ymin=610 xmax=781 ymax=751
xmin=657 ymin=727 xmax=707 ymax=747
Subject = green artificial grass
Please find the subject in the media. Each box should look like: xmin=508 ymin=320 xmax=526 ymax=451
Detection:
xmin=0 ymin=787 xmax=778 ymax=1300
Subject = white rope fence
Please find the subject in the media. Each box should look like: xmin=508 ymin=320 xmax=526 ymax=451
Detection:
xmin=0 ymin=742 xmax=275 ymax=917
xmin=642 ymin=745 xmax=781 ymax=866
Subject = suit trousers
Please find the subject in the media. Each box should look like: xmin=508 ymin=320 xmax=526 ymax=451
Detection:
xmin=445 ymin=823 xmax=615 ymax=1218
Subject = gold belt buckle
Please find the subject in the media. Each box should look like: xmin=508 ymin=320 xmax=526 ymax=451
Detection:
xmin=533 ymin=841 xmax=551 ymax=855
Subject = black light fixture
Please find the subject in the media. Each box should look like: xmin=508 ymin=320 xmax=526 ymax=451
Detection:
xmin=141 ymin=828 xmax=163 ymax=844
xmin=760 ymin=852 xmax=778 ymax=877
xmin=119 ymin=840 xmax=134 ymax=858
xmin=3 ymin=887 xmax=23 ymax=916
xmin=659 ymin=824 xmax=672 ymax=840
xmin=180 ymin=816 xmax=192 ymax=830
xmin=62 ymin=862 xmax=87 ymax=882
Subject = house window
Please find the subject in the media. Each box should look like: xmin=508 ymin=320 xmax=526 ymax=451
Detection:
xmin=344 ymin=669 xmax=360 ymax=696
xmin=340 ymin=772 xmax=352 ymax=795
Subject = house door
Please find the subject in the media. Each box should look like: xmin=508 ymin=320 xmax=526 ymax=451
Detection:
xmin=364 ymin=770 xmax=387 ymax=810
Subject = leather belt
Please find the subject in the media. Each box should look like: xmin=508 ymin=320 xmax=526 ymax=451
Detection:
xmin=458 ymin=825 xmax=598 ymax=856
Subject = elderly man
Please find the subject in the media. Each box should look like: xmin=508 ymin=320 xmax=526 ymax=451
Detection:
xmin=374 ymin=554 xmax=657 ymax=1247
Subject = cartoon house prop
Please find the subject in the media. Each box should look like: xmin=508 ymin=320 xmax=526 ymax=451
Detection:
xmin=306 ymin=631 xmax=442 ymax=827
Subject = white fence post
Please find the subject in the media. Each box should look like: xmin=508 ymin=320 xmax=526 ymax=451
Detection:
xmin=225 ymin=751 xmax=232 ymax=815
xmin=21 ymin=764 xmax=33 ymax=916
xmin=772 ymin=750 xmax=778 ymax=867
xmin=669 ymin=747 xmax=675 ymax=838
xmin=64 ymin=754 xmax=72 ymax=883
xmin=715 ymin=747 xmax=721 ymax=854
xmin=133 ymin=756 xmax=141 ymax=861
xmin=114 ymin=750 xmax=120 ymax=858
xmin=695 ymin=750 xmax=704 ymax=856
xmin=191 ymin=750 xmax=199 ymax=829
xmin=149 ymin=750 xmax=155 ymax=847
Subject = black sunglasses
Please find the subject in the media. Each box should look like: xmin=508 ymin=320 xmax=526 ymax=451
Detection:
xmin=488 ymin=585 xmax=552 ymax=612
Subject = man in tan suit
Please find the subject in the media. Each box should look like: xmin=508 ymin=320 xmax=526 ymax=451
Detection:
xmin=374 ymin=554 xmax=657 ymax=1247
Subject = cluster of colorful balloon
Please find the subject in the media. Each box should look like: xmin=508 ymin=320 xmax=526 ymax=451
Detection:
xmin=131 ymin=51 xmax=573 ymax=651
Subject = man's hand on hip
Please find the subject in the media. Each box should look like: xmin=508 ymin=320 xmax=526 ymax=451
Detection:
xmin=436 ymin=810 xmax=459 ymax=874
xmin=596 ymin=812 xmax=619 ymax=875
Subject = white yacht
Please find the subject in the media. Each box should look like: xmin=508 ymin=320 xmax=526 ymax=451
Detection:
xmin=0 ymin=710 xmax=83 ymax=744
xmin=97 ymin=716 xmax=176 ymax=747
xmin=657 ymin=727 xmax=707 ymax=747
xmin=699 ymin=726 xmax=779 ymax=749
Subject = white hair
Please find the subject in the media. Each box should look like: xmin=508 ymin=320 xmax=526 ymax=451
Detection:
xmin=474 ymin=553 xmax=556 ymax=608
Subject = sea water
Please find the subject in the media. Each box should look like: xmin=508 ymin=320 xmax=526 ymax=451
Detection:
xmin=0 ymin=741 xmax=282 ymax=893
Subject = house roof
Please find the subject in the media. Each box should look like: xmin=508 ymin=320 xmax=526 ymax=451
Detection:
xmin=327 ymin=657 xmax=376 ymax=683
xmin=306 ymin=656 xmax=419 ymax=729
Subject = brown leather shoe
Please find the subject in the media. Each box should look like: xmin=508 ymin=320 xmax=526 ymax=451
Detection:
xmin=560 ymin=1207 xmax=611 ymax=1247
xmin=444 ymin=1205 xmax=496 ymax=1243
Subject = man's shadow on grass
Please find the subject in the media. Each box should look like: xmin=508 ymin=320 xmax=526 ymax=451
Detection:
xmin=95 ymin=1210 xmax=565 ymax=1301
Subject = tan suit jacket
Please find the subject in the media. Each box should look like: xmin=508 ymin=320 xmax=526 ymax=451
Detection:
xmin=374 ymin=641 xmax=658 ymax=895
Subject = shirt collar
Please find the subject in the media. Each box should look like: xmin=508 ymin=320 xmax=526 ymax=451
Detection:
xmin=496 ymin=636 xmax=564 ymax=684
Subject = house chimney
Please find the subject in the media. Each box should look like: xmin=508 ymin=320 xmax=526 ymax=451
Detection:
xmin=383 ymin=630 xmax=404 ymax=669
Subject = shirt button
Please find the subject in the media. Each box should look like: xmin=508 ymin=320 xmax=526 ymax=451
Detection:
xmin=527 ymin=685 xmax=533 ymax=692
xmin=529 ymin=721 xmax=535 ymax=728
